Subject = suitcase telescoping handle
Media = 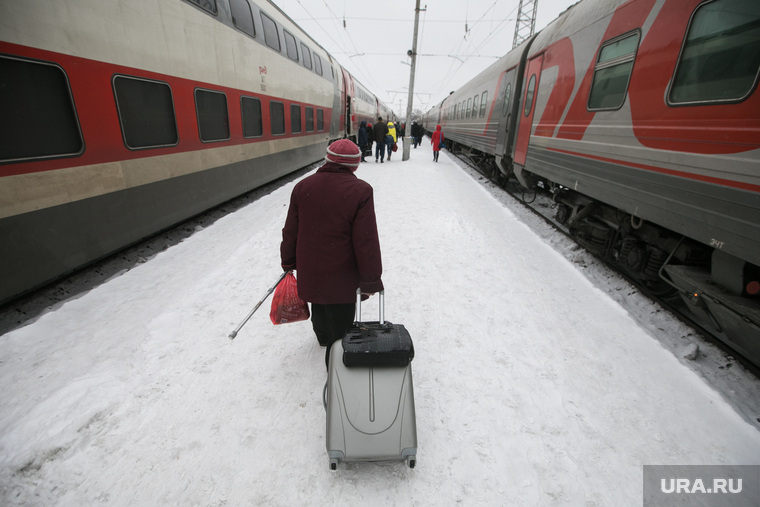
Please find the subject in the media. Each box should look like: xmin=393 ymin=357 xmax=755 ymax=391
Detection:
xmin=355 ymin=288 xmax=384 ymax=324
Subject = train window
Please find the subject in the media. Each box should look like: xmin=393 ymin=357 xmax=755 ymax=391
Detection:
xmin=270 ymin=101 xmax=285 ymax=135
xmin=314 ymin=54 xmax=323 ymax=76
xmin=284 ymin=31 xmax=298 ymax=62
xmin=195 ymin=89 xmax=229 ymax=142
xmin=185 ymin=0 xmax=217 ymax=15
xmin=291 ymin=104 xmax=302 ymax=133
xmin=669 ymin=0 xmax=760 ymax=105
xmin=241 ymin=96 xmax=263 ymax=138
xmin=480 ymin=91 xmax=488 ymax=117
xmin=305 ymin=106 xmax=314 ymax=132
xmin=301 ymin=44 xmax=313 ymax=70
xmin=0 ymin=56 xmax=83 ymax=162
xmin=317 ymin=108 xmax=324 ymax=131
xmin=113 ymin=75 xmax=178 ymax=150
xmin=502 ymin=83 xmax=512 ymax=116
xmin=261 ymin=13 xmax=281 ymax=51
xmin=524 ymin=75 xmax=536 ymax=116
xmin=471 ymin=96 xmax=478 ymax=119
xmin=230 ymin=0 xmax=254 ymax=37
xmin=588 ymin=31 xmax=639 ymax=110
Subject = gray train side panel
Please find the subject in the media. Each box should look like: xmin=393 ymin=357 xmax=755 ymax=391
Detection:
xmin=326 ymin=341 xmax=417 ymax=467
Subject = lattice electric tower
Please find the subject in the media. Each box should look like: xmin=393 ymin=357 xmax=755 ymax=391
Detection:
xmin=512 ymin=0 xmax=538 ymax=48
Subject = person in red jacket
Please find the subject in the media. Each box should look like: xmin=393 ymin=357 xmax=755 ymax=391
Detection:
xmin=431 ymin=124 xmax=444 ymax=162
xmin=280 ymin=139 xmax=384 ymax=367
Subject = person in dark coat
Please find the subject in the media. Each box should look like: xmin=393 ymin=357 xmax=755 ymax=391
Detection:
xmin=280 ymin=139 xmax=384 ymax=367
xmin=411 ymin=122 xmax=422 ymax=148
xmin=366 ymin=123 xmax=374 ymax=159
xmin=357 ymin=120 xmax=368 ymax=162
xmin=373 ymin=117 xmax=389 ymax=163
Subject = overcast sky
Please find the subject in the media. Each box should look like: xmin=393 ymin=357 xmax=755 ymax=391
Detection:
xmin=273 ymin=0 xmax=579 ymax=118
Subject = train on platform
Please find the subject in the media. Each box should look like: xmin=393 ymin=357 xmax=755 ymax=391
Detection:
xmin=424 ymin=0 xmax=760 ymax=367
xmin=0 ymin=0 xmax=394 ymax=305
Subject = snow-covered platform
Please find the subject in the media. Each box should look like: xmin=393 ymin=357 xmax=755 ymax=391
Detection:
xmin=1 ymin=142 xmax=759 ymax=505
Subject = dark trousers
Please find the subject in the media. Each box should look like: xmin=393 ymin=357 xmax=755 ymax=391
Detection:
xmin=385 ymin=136 xmax=394 ymax=160
xmin=311 ymin=303 xmax=355 ymax=368
xmin=375 ymin=141 xmax=385 ymax=161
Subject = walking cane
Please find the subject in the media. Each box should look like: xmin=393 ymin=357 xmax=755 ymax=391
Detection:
xmin=228 ymin=271 xmax=289 ymax=340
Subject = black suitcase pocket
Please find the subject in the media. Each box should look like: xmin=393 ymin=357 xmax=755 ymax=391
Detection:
xmin=342 ymin=321 xmax=414 ymax=367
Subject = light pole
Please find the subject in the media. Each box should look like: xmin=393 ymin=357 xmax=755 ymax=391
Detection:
xmin=403 ymin=0 xmax=423 ymax=161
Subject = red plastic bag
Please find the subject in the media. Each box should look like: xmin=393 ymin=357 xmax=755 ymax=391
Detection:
xmin=270 ymin=272 xmax=310 ymax=325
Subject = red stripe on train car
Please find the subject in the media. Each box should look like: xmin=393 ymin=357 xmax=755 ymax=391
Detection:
xmin=546 ymin=147 xmax=760 ymax=194
xmin=0 ymin=42 xmax=332 ymax=178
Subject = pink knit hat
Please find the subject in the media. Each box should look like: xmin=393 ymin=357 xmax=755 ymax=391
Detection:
xmin=325 ymin=139 xmax=362 ymax=171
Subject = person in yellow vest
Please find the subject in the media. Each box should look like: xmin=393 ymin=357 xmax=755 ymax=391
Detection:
xmin=385 ymin=121 xmax=397 ymax=161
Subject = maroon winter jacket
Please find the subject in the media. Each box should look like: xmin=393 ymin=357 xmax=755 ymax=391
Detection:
xmin=280 ymin=162 xmax=384 ymax=304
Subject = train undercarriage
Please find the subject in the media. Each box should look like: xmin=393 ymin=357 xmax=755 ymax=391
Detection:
xmin=447 ymin=140 xmax=760 ymax=370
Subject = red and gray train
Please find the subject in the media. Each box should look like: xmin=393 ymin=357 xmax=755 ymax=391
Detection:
xmin=424 ymin=0 xmax=760 ymax=366
xmin=0 ymin=0 xmax=393 ymax=305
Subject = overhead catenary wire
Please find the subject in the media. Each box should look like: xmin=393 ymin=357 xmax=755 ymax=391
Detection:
xmin=286 ymin=0 xmax=538 ymax=115
xmin=295 ymin=0 xmax=381 ymax=94
xmin=424 ymin=1 xmax=520 ymax=102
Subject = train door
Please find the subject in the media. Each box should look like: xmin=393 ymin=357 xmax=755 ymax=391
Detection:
xmin=340 ymin=67 xmax=354 ymax=140
xmin=494 ymin=68 xmax=517 ymax=157
xmin=330 ymin=64 xmax=342 ymax=140
xmin=346 ymin=96 xmax=352 ymax=140
xmin=514 ymin=55 xmax=543 ymax=166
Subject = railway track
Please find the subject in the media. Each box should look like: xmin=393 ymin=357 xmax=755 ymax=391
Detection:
xmin=450 ymin=149 xmax=760 ymax=379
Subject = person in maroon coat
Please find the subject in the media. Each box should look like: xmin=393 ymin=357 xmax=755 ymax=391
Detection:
xmin=280 ymin=139 xmax=384 ymax=367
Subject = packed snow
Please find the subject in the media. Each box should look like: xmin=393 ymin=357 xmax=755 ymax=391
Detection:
xmin=1 ymin=140 xmax=759 ymax=506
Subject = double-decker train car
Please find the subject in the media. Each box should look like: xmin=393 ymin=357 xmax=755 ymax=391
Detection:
xmin=342 ymin=71 xmax=380 ymax=139
xmin=378 ymin=101 xmax=396 ymax=124
xmin=0 ymin=0 xmax=392 ymax=305
xmin=426 ymin=0 xmax=760 ymax=366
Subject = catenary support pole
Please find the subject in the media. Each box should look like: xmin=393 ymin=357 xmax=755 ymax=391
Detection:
xmin=403 ymin=0 xmax=423 ymax=161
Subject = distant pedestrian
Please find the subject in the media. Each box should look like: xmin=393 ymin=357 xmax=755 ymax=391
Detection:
xmin=386 ymin=121 xmax=397 ymax=161
xmin=366 ymin=123 xmax=374 ymax=159
xmin=431 ymin=124 xmax=444 ymax=162
xmin=358 ymin=121 xmax=368 ymax=162
xmin=411 ymin=122 xmax=422 ymax=148
xmin=373 ymin=117 xmax=389 ymax=163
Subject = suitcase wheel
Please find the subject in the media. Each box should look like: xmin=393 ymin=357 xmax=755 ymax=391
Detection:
xmin=408 ymin=457 xmax=416 ymax=469
xmin=330 ymin=459 xmax=339 ymax=471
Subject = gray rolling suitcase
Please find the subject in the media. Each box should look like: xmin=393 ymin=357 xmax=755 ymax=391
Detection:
xmin=325 ymin=290 xmax=417 ymax=470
